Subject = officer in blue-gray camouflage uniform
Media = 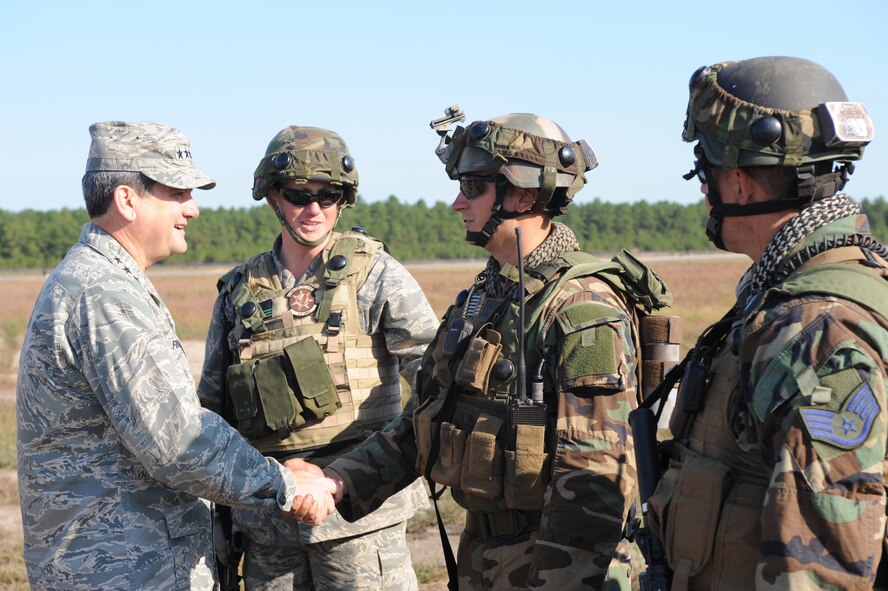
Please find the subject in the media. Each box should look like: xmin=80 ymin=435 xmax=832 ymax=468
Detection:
xmin=198 ymin=125 xmax=438 ymax=590
xmin=16 ymin=121 xmax=335 ymax=591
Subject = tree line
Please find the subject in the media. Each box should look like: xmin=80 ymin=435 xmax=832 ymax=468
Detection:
xmin=2 ymin=196 xmax=886 ymax=269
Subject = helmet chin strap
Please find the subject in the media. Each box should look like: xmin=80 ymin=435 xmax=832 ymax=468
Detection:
xmin=688 ymin=160 xmax=848 ymax=251
xmin=465 ymin=177 xmax=523 ymax=247
xmin=274 ymin=205 xmax=341 ymax=248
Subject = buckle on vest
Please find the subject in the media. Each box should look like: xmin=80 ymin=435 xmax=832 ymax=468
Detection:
xmin=327 ymin=312 xmax=342 ymax=336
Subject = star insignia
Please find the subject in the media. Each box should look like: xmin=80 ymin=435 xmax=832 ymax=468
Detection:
xmin=800 ymin=383 xmax=879 ymax=450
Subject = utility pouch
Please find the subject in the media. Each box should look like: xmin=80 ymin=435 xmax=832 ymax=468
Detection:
xmin=227 ymin=361 xmax=266 ymax=439
xmin=460 ymin=413 xmax=505 ymax=499
xmin=504 ymin=424 xmax=549 ymax=511
xmin=677 ymin=346 xmax=711 ymax=414
xmin=429 ymin=422 xmax=467 ymax=488
xmin=454 ymin=326 xmax=502 ymax=395
xmin=414 ymin=396 xmax=445 ymax=476
xmin=649 ymin=451 xmax=730 ymax=582
xmin=226 ymin=358 xmax=305 ymax=441
xmin=283 ymin=338 xmax=341 ymax=420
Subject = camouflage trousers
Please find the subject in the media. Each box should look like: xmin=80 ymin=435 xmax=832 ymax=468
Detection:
xmin=242 ymin=521 xmax=417 ymax=591
xmin=455 ymin=528 xmax=632 ymax=590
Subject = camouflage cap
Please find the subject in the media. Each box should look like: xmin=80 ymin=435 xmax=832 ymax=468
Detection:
xmin=85 ymin=121 xmax=216 ymax=190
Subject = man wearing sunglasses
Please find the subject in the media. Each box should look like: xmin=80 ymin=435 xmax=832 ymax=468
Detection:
xmin=197 ymin=125 xmax=438 ymax=590
xmin=317 ymin=113 xmax=674 ymax=590
xmin=643 ymin=57 xmax=888 ymax=590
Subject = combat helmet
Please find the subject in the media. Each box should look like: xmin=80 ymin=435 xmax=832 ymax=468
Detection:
xmin=254 ymin=126 xmax=358 ymax=248
xmin=432 ymin=110 xmax=597 ymax=245
xmin=253 ymin=126 xmax=358 ymax=206
xmin=681 ymin=56 xmax=875 ymax=248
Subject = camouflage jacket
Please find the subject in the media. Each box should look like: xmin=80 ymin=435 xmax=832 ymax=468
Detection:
xmin=198 ymin=233 xmax=438 ymax=544
xmin=16 ymin=224 xmax=298 ymax=591
xmin=738 ymin=214 xmax=888 ymax=590
xmin=328 ymin=251 xmax=643 ymax=589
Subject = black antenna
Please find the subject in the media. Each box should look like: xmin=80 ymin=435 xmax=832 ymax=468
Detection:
xmin=516 ymin=227 xmax=526 ymax=403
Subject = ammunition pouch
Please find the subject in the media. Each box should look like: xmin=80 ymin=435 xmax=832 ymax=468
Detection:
xmin=415 ymin=398 xmax=549 ymax=511
xmin=648 ymin=445 xmax=765 ymax=590
xmin=454 ymin=325 xmax=503 ymax=395
xmin=226 ymin=338 xmax=342 ymax=441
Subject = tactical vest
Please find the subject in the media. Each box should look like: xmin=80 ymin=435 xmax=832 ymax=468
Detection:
xmin=218 ymin=231 xmax=403 ymax=456
xmin=414 ymin=250 xmax=671 ymax=515
xmin=649 ymin=246 xmax=888 ymax=591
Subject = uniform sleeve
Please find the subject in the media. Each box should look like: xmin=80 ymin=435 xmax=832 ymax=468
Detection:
xmin=740 ymin=295 xmax=888 ymax=590
xmin=358 ymin=251 xmax=440 ymax=362
xmin=78 ymin=279 xmax=297 ymax=510
xmin=196 ymin=290 xmax=236 ymax=415
xmin=528 ymin=284 xmax=639 ymax=589
xmin=325 ymin=407 xmax=421 ymax=522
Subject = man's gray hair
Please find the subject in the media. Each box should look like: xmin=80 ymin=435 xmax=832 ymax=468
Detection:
xmin=81 ymin=171 xmax=155 ymax=218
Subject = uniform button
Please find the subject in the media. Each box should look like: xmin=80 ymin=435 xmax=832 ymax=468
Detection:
xmin=240 ymin=302 xmax=257 ymax=317
xmin=329 ymin=255 xmax=347 ymax=270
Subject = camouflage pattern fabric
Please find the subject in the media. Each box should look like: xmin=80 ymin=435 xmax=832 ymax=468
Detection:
xmin=252 ymin=126 xmax=358 ymax=204
xmin=16 ymin=224 xmax=298 ymax=591
xmin=738 ymin=214 xmax=888 ymax=590
xmin=86 ymin=120 xmax=216 ymax=190
xmin=327 ymin=242 xmax=642 ymax=590
xmin=198 ymin=233 xmax=438 ymax=587
xmin=242 ymin=522 xmax=416 ymax=591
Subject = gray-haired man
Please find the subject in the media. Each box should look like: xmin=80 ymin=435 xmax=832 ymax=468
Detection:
xmin=16 ymin=121 xmax=334 ymax=591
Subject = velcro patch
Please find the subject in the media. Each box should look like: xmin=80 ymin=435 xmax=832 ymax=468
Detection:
xmin=799 ymin=383 xmax=880 ymax=450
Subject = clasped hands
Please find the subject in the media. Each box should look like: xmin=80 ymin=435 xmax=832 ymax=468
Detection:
xmin=281 ymin=458 xmax=346 ymax=526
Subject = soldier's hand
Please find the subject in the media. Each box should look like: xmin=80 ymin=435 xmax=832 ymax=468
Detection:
xmin=322 ymin=467 xmax=347 ymax=503
xmin=284 ymin=471 xmax=337 ymax=525
xmin=283 ymin=457 xmax=325 ymax=477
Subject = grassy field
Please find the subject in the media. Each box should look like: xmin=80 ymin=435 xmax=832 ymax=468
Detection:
xmin=0 ymin=253 xmax=751 ymax=589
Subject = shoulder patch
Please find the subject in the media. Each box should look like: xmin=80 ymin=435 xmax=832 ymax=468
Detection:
xmin=799 ymin=383 xmax=880 ymax=449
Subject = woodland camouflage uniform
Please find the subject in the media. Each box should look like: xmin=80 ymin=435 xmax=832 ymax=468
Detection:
xmin=328 ymin=113 xmax=673 ymax=590
xmin=646 ymin=57 xmax=888 ymax=590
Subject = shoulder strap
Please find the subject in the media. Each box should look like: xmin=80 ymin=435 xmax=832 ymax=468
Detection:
xmin=217 ymin=252 xmax=276 ymax=334
xmin=766 ymin=262 xmax=888 ymax=321
xmin=316 ymin=230 xmax=387 ymax=322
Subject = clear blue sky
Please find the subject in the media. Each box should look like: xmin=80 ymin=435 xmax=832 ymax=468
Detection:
xmin=1 ymin=1 xmax=886 ymax=213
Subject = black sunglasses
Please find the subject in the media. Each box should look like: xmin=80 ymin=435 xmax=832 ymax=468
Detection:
xmin=458 ymin=176 xmax=496 ymax=199
xmin=276 ymin=186 xmax=344 ymax=209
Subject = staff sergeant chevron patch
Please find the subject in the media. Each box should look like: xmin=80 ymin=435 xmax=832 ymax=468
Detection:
xmin=800 ymin=383 xmax=880 ymax=450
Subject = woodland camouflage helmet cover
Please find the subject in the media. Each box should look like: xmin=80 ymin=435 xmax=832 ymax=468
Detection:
xmin=441 ymin=113 xmax=598 ymax=215
xmin=683 ymin=56 xmax=874 ymax=168
xmin=253 ymin=126 xmax=358 ymax=206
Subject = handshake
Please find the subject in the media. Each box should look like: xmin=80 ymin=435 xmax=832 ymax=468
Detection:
xmin=281 ymin=459 xmax=346 ymax=526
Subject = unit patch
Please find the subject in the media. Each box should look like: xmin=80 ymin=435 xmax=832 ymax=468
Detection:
xmin=288 ymin=284 xmax=318 ymax=317
xmin=799 ymin=383 xmax=880 ymax=450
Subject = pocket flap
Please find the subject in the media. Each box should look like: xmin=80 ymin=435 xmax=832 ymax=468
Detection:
xmin=284 ymin=338 xmax=341 ymax=418
xmin=253 ymin=355 xmax=297 ymax=432
xmin=665 ymin=453 xmax=731 ymax=577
